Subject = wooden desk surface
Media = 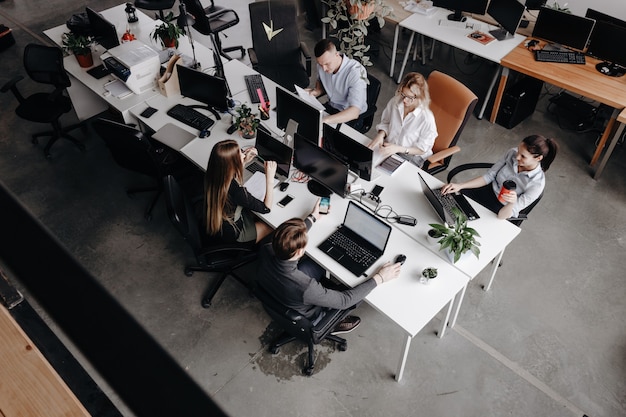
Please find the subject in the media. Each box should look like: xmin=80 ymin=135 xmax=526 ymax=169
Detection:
xmin=501 ymin=40 xmax=626 ymax=110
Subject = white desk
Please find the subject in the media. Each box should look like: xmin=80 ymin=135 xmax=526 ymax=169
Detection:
xmin=396 ymin=9 xmax=525 ymax=119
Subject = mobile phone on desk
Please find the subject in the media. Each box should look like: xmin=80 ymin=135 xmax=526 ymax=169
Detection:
xmin=277 ymin=194 xmax=294 ymax=208
xmin=319 ymin=196 xmax=330 ymax=214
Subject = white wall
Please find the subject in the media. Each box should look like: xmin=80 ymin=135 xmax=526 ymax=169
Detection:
xmin=546 ymin=0 xmax=626 ymax=21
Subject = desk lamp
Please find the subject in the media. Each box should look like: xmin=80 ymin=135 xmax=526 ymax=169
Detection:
xmin=177 ymin=2 xmax=200 ymax=69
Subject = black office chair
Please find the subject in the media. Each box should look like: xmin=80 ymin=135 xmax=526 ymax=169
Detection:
xmin=92 ymin=118 xmax=191 ymax=221
xmin=180 ymin=0 xmax=245 ymax=60
xmin=356 ymin=73 xmax=381 ymax=134
xmin=446 ymin=162 xmax=543 ymax=226
xmin=134 ymin=0 xmax=175 ymax=20
xmin=248 ymin=0 xmax=311 ymax=92
xmin=163 ymin=175 xmax=258 ymax=308
xmin=1 ymin=43 xmax=85 ymax=158
xmin=253 ymin=282 xmax=354 ymax=376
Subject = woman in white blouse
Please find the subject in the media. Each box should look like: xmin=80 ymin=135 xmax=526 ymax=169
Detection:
xmin=368 ymin=72 xmax=438 ymax=168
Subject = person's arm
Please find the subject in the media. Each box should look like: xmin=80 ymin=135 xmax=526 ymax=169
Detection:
xmin=305 ymin=79 xmax=324 ymax=98
xmin=380 ymin=142 xmax=427 ymax=157
xmin=322 ymin=105 xmax=361 ymax=124
xmin=441 ymin=176 xmax=488 ymax=195
xmin=368 ymin=130 xmax=386 ymax=149
xmin=304 ymin=199 xmax=321 ymax=229
xmin=231 ymin=182 xmax=271 ymax=214
xmin=263 ymin=161 xmax=277 ymax=209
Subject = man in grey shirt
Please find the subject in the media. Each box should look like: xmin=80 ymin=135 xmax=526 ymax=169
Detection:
xmin=257 ymin=200 xmax=401 ymax=334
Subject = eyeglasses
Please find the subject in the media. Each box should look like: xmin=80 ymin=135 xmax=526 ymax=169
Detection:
xmin=399 ymin=91 xmax=417 ymax=102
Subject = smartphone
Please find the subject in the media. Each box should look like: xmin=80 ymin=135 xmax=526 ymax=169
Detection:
xmin=277 ymin=194 xmax=294 ymax=208
xmin=319 ymin=196 xmax=330 ymax=214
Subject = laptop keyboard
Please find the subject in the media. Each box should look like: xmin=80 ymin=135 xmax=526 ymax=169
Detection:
xmin=433 ymin=189 xmax=464 ymax=222
xmin=327 ymin=231 xmax=376 ymax=267
xmin=246 ymin=162 xmax=264 ymax=175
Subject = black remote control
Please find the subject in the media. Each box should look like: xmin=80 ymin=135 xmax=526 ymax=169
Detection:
xmin=140 ymin=107 xmax=158 ymax=118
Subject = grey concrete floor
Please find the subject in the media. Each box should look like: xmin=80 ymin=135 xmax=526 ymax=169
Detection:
xmin=1 ymin=1 xmax=626 ymax=416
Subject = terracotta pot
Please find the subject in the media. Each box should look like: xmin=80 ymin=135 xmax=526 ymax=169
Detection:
xmin=161 ymin=36 xmax=177 ymax=49
xmin=239 ymin=128 xmax=256 ymax=139
xmin=346 ymin=0 xmax=375 ymax=20
xmin=75 ymin=52 xmax=93 ymax=68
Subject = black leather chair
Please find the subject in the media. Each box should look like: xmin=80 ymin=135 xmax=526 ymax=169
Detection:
xmin=446 ymin=162 xmax=543 ymax=227
xmin=1 ymin=44 xmax=85 ymax=158
xmin=254 ymin=282 xmax=354 ymax=376
xmin=134 ymin=0 xmax=175 ymax=20
xmin=163 ymin=175 xmax=258 ymax=308
xmin=356 ymin=73 xmax=381 ymax=134
xmin=92 ymin=118 xmax=191 ymax=221
xmin=248 ymin=0 xmax=311 ymax=92
xmin=180 ymin=0 xmax=245 ymax=60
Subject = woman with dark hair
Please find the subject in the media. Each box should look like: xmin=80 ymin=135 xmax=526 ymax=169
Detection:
xmin=368 ymin=72 xmax=438 ymax=168
xmin=442 ymin=135 xmax=559 ymax=219
xmin=204 ymin=139 xmax=276 ymax=243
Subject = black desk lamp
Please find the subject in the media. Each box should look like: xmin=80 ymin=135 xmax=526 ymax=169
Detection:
xmin=177 ymin=2 xmax=200 ymax=69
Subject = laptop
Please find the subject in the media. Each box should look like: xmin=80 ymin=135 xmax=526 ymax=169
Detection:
xmin=244 ymin=128 xmax=293 ymax=182
xmin=318 ymin=201 xmax=392 ymax=277
xmin=151 ymin=123 xmax=196 ymax=151
xmin=418 ymin=172 xmax=479 ymax=225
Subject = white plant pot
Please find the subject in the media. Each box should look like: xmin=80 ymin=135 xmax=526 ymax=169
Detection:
xmin=445 ymin=248 xmax=473 ymax=264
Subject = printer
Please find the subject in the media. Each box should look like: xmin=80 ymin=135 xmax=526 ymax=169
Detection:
xmin=101 ymin=40 xmax=160 ymax=94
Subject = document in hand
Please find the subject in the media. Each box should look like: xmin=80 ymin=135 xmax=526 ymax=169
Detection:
xmin=244 ymin=171 xmax=279 ymax=201
xmin=294 ymin=85 xmax=326 ymax=112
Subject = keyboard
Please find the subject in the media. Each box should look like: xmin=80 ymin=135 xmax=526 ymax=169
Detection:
xmin=438 ymin=19 xmax=485 ymax=32
xmin=244 ymin=74 xmax=268 ymax=104
xmin=245 ymin=162 xmax=265 ymax=175
xmin=433 ymin=188 xmax=478 ymax=222
xmin=166 ymin=104 xmax=215 ymax=132
xmin=535 ymin=50 xmax=586 ymax=64
xmin=326 ymin=231 xmax=376 ymax=268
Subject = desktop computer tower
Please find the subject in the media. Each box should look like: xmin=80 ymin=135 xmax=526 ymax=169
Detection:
xmin=496 ymin=77 xmax=544 ymax=129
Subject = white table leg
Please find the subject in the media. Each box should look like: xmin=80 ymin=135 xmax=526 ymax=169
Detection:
xmin=394 ymin=334 xmax=412 ymax=382
xmin=477 ymin=65 xmax=502 ymax=120
xmin=390 ymin=24 xmax=400 ymax=77
xmin=449 ymin=284 xmax=467 ymax=328
xmin=484 ymin=250 xmax=505 ymax=291
xmin=438 ymin=297 xmax=454 ymax=338
xmin=397 ymin=31 xmax=415 ymax=84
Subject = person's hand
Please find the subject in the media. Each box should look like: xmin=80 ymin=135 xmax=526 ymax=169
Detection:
xmin=441 ymin=183 xmax=461 ymax=195
xmin=304 ymin=88 xmax=319 ymax=97
xmin=373 ymin=261 xmax=401 ymax=284
xmin=264 ymin=160 xmax=277 ymax=178
xmin=501 ymin=189 xmax=517 ymax=204
xmin=368 ymin=132 xmax=384 ymax=149
xmin=380 ymin=141 xmax=399 ymax=157
xmin=310 ymin=198 xmax=321 ymax=221
xmin=243 ymin=147 xmax=258 ymax=164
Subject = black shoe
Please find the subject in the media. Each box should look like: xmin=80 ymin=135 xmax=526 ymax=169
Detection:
xmin=331 ymin=316 xmax=361 ymax=335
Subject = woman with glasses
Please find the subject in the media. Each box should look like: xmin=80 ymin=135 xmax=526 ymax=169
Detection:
xmin=368 ymin=72 xmax=437 ymax=168
xmin=204 ymin=139 xmax=277 ymax=244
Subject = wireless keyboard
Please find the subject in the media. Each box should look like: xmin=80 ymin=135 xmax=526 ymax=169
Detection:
xmin=535 ymin=50 xmax=586 ymax=64
xmin=166 ymin=104 xmax=214 ymax=132
xmin=244 ymin=74 xmax=268 ymax=104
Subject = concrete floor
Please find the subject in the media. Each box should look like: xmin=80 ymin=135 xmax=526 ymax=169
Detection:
xmin=1 ymin=1 xmax=626 ymax=416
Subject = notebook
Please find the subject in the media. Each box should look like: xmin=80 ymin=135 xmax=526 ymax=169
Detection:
xmin=318 ymin=201 xmax=392 ymax=277
xmin=418 ymin=172 xmax=479 ymax=225
xmin=244 ymin=129 xmax=293 ymax=182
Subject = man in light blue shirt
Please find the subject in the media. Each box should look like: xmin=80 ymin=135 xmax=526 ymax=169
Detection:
xmin=306 ymin=39 xmax=368 ymax=127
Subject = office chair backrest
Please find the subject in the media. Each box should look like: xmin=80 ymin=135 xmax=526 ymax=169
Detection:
xmin=366 ymin=74 xmax=381 ymax=112
xmin=180 ymin=0 xmax=212 ymax=35
xmin=163 ymin=175 xmax=205 ymax=254
xmin=253 ymin=282 xmax=312 ymax=342
xmin=23 ymin=44 xmax=71 ymax=88
xmin=249 ymin=0 xmax=302 ymax=64
xmin=427 ymin=71 xmax=477 ymax=155
xmin=92 ymin=118 xmax=162 ymax=179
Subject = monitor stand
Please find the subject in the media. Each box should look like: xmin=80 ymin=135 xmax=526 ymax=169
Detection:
xmin=447 ymin=10 xmax=466 ymax=22
xmin=596 ymin=62 xmax=626 ymax=78
xmin=187 ymin=104 xmax=221 ymax=120
xmin=307 ymin=180 xmax=331 ymax=198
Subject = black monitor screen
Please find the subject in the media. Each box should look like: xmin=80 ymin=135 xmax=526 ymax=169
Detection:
xmin=432 ymin=0 xmax=488 ymax=21
xmin=525 ymin=0 xmax=546 ymax=10
xmin=322 ymin=124 xmax=374 ymax=181
xmin=86 ymin=7 xmax=120 ymax=50
xmin=276 ymin=87 xmax=322 ymax=144
xmin=585 ymin=8 xmax=626 ymax=29
xmin=254 ymin=129 xmax=293 ymax=178
xmin=532 ymin=7 xmax=595 ymax=51
xmin=177 ymin=65 xmax=230 ymax=112
xmin=488 ymin=0 xmax=525 ymax=36
xmin=586 ymin=20 xmax=626 ymax=68
xmin=293 ymin=133 xmax=349 ymax=197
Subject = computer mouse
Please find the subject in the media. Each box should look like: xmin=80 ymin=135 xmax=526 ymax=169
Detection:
xmin=199 ymin=129 xmax=210 ymax=138
xmin=226 ymin=123 xmax=238 ymax=134
xmin=395 ymin=254 xmax=406 ymax=265
xmin=470 ymin=33 xmax=482 ymax=39
xmin=279 ymin=182 xmax=289 ymax=192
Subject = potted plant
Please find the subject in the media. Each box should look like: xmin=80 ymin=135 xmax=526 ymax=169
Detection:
xmin=234 ymin=104 xmax=260 ymax=139
xmin=62 ymin=32 xmax=94 ymax=68
xmin=150 ymin=12 xmax=184 ymax=49
xmin=429 ymin=208 xmax=481 ymax=263
xmin=420 ymin=267 xmax=438 ymax=284
xmin=322 ymin=0 xmax=392 ymax=66
xmin=426 ymin=227 xmax=443 ymax=245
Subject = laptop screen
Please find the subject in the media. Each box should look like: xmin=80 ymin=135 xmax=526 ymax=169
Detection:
xmin=418 ymin=173 xmax=450 ymax=224
xmin=255 ymin=130 xmax=293 ymax=177
xmin=343 ymin=202 xmax=392 ymax=252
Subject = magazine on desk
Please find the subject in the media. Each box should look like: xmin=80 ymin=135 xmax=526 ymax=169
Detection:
xmin=377 ymin=154 xmax=405 ymax=176
xmin=467 ymin=31 xmax=496 ymax=45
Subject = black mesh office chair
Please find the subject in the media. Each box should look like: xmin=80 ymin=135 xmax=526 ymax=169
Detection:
xmin=446 ymin=162 xmax=543 ymax=226
xmin=163 ymin=175 xmax=258 ymax=308
xmin=180 ymin=0 xmax=245 ymax=60
xmin=253 ymin=282 xmax=354 ymax=376
xmin=1 ymin=44 xmax=85 ymax=158
xmin=356 ymin=73 xmax=381 ymax=134
xmin=92 ymin=118 xmax=191 ymax=221
xmin=134 ymin=0 xmax=175 ymax=20
xmin=248 ymin=0 xmax=311 ymax=91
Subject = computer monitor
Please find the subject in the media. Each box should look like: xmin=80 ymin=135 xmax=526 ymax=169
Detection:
xmin=585 ymin=8 xmax=626 ymax=29
xmin=487 ymin=0 xmax=525 ymax=40
xmin=276 ymin=87 xmax=322 ymax=145
xmin=322 ymin=124 xmax=374 ymax=181
xmin=293 ymin=133 xmax=349 ymax=197
xmin=586 ymin=20 xmax=626 ymax=77
xmin=86 ymin=7 xmax=120 ymax=50
xmin=432 ymin=0 xmax=489 ymax=22
xmin=177 ymin=65 xmax=230 ymax=113
xmin=532 ymin=7 xmax=596 ymax=51
xmin=254 ymin=129 xmax=293 ymax=179
xmin=525 ymin=0 xmax=546 ymax=10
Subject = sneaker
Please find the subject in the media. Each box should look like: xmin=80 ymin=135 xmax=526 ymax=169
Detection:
xmin=331 ymin=316 xmax=361 ymax=335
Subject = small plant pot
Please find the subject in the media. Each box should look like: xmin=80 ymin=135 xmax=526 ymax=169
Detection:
xmin=445 ymin=248 xmax=472 ymax=264
xmin=160 ymin=36 xmax=177 ymax=49
xmin=426 ymin=229 xmax=440 ymax=245
xmin=346 ymin=1 xmax=375 ymax=20
xmin=420 ymin=267 xmax=438 ymax=284
xmin=75 ymin=52 xmax=93 ymax=68
xmin=239 ymin=129 xmax=256 ymax=140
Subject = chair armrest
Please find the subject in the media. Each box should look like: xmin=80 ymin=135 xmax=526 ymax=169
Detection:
xmin=427 ymin=145 xmax=461 ymax=164
xmin=446 ymin=162 xmax=494 ymax=183
xmin=1 ymin=75 xmax=25 ymax=103
xmin=299 ymin=42 xmax=312 ymax=76
xmin=284 ymin=309 xmax=304 ymax=322
xmin=198 ymin=245 xmax=257 ymax=270
xmin=248 ymin=48 xmax=258 ymax=68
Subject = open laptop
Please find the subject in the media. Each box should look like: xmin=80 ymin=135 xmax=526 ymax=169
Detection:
xmin=244 ymin=128 xmax=293 ymax=182
xmin=418 ymin=172 xmax=479 ymax=225
xmin=318 ymin=201 xmax=392 ymax=277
